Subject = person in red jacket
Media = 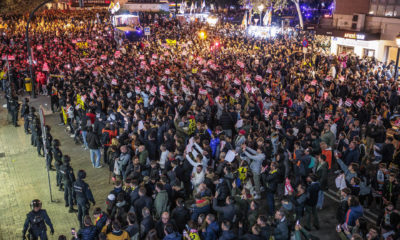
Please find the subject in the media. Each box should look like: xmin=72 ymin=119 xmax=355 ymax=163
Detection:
xmin=102 ymin=123 xmax=117 ymax=165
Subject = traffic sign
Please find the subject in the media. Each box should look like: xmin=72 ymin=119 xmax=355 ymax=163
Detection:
xmin=144 ymin=27 xmax=150 ymax=36
xmin=302 ymin=39 xmax=308 ymax=48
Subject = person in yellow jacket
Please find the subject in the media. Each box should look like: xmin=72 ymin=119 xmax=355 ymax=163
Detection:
xmin=102 ymin=220 xmax=130 ymax=240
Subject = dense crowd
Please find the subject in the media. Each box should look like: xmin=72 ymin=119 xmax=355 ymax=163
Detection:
xmin=2 ymin=8 xmax=400 ymax=240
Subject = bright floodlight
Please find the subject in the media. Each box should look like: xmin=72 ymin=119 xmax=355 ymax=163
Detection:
xmin=199 ymin=31 xmax=207 ymax=39
xmin=206 ymin=16 xmax=218 ymax=26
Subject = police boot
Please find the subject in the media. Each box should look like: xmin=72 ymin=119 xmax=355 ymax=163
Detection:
xmin=69 ymin=207 xmax=78 ymax=213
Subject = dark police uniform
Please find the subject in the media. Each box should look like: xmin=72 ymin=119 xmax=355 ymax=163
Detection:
xmin=22 ymin=209 xmax=54 ymax=240
xmin=73 ymin=178 xmax=95 ymax=228
xmin=21 ymin=101 xmax=30 ymax=134
xmin=60 ymin=163 xmax=75 ymax=210
xmin=52 ymin=146 xmax=63 ymax=189
xmin=44 ymin=133 xmax=53 ymax=169
xmin=30 ymin=117 xmax=39 ymax=147
xmin=9 ymin=95 xmax=19 ymax=126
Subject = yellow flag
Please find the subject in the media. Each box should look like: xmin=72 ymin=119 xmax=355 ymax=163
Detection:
xmin=61 ymin=107 xmax=67 ymax=124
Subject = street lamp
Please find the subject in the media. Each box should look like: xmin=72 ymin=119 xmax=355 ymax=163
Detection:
xmin=395 ymin=33 xmax=400 ymax=80
xmin=198 ymin=31 xmax=207 ymax=40
xmin=258 ymin=4 xmax=264 ymax=26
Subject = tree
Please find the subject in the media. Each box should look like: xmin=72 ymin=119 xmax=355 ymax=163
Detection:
xmin=240 ymin=0 xmax=304 ymax=29
xmin=273 ymin=0 xmax=303 ymax=29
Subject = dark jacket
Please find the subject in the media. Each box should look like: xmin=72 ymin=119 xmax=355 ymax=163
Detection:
xmin=77 ymin=225 xmax=97 ymax=240
xmin=377 ymin=143 xmax=394 ymax=163
xmin=315 ymin=162 xmax=328 ymax=190
xmin=261 ymin=170 xmax=278 ymax=193
xmin=273 ymin=218 xmax=289 ymax=240
xmin=343 ymin=148 xmax=360 ymax=165
xmin=163 ymin=232 xmax=182 ymax=240
xmin=345 ymin=205 xmax=363 ymax=227
xmin=336 ymin=198 xmax=349 ymax=224
xmin=306 ymin=182 xmax=320 ymax=207
xmin=171 ymin=206 xmax=190 ymax=232
xmin=140 ymin=215 xmax=154 ymax=238
xmin=134 ymin=195 xmax=153 ymax=221
xmin=219 ymin=230 xmax=237 ymax=240
xmin=202 ymin=221 xmax=220 ymax=240
xmin=212 ymin=199 xmax=236 ymax=222
xmin=86 ymin=131 xmax=101 ymax=149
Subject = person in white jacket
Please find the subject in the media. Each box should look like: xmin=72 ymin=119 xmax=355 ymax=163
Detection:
xmin=191 ymin=165 xmax=205 ymax=193
xmin=159 ymin=144 xmax=169 ymax=170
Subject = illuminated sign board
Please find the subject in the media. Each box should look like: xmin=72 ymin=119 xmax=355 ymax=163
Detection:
xmin=343 ymin=33 xmax=365 ymax=40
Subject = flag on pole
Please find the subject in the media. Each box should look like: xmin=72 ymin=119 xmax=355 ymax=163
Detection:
xmin=190 ymin=1 xmax=194 ymax=14
xmin=201 ymin=0 xmax=205 ymax=12
xmin=263 ymin=8 xmax=270 ymax=26
xmin=241 ymin=12 xmax=248 ymax=29
xmin=249 ymin=9 xmax=253 ymax=25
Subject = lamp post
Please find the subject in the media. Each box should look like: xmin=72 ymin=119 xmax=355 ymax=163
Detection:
xmin=258 ymin=4 xmax=264 ymax=26
xmin=26 ymin=0 xmax=53 ymax=98
xmin=394 ymin=33 xmax=400 ymax=80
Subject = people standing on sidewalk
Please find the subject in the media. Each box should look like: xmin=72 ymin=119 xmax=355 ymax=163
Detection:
xmin=86 ymin=126 xmax=102 ymax=168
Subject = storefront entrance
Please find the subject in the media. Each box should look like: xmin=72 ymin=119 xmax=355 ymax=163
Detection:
xmin=337 ymin=45 xmax=354 ymax=55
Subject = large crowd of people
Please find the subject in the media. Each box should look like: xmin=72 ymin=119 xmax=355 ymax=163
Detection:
xmin=1 ymin=7 xmax=400 ymax=240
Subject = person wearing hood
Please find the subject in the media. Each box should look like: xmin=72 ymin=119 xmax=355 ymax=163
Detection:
xmin=111 ymin=192 xmax=129 ymax=226
xmin=201 ymin=214 xmax=220 ymax=240
xmin=154 ymin=182 xmax=170 ymax=219
xmin=345 ymin=196 xmax=364 ymax=227
xmin=163 ymin=223 xmax=182 ymax=240
xmin=105 ymin=220 xmax=130 ymax=240
xmin=219 ymin=220 xmax=237 ymax=240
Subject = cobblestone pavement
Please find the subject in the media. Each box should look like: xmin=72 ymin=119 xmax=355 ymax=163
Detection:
xmin=0 ymin=95 xmax=110 ymax=240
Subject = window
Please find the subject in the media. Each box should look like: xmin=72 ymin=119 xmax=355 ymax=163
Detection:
xmin=377 ymin=5 xmax=386 ymax=15
xmin=370 ymin=4 xmax=378 ymax=14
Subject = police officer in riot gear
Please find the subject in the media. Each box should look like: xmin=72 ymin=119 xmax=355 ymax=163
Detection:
xmin=21 ymin=98 xmax=30 ymax=134
xmin=73 ymin=170 xmax=95 ymax=229
xmin=43 ymin=125 xmax=54 ymax=170
xmin=9 ymin=93 xmax=19 ymax=127
xmin=59 ymin=155 xmax=77 ymax=213
xmin=22 ymin=199 xmax=54 ymax=240
xmin=52 ymin=139 xmax=63 ymax=190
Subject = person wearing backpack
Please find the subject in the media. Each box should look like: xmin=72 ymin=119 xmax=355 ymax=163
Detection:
xmin=101 ymin=123 xmax=118 ymax=166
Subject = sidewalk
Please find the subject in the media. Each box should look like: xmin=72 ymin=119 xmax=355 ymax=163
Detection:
xmin=0 ymin=95 xmax=110 ymax=239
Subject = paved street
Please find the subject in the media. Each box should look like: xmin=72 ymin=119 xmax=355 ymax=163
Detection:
xmin=0 ymin=94 xmax=110 ymax=240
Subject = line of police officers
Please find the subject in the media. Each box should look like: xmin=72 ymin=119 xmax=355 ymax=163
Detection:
xmin=18 ymin=98 xmax=97 ymax=239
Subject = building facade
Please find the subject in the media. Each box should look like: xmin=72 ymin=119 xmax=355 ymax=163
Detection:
xmin=316 ymin=0 xmax=400 ymax=62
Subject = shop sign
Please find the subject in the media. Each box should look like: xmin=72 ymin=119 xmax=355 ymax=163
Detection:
xmin=343 ymin=33 xmax=365 ymax=40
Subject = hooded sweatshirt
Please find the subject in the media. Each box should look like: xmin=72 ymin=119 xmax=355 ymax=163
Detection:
xmin=345 ymin=205 xmax=363 ymax=227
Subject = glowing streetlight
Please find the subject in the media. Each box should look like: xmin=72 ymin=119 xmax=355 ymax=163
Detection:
xmin=198 ymin=31 xmax=207 ymax=40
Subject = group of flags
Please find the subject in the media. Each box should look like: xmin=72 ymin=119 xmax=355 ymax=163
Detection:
xmin=179 ymin=0 xmax=206 ymax=14
xmin=241 ymin=7 xmax=272 ymax=28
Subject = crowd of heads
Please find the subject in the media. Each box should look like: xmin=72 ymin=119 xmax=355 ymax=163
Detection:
xmin=1 ymin=7 xmax=400 ymax=240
